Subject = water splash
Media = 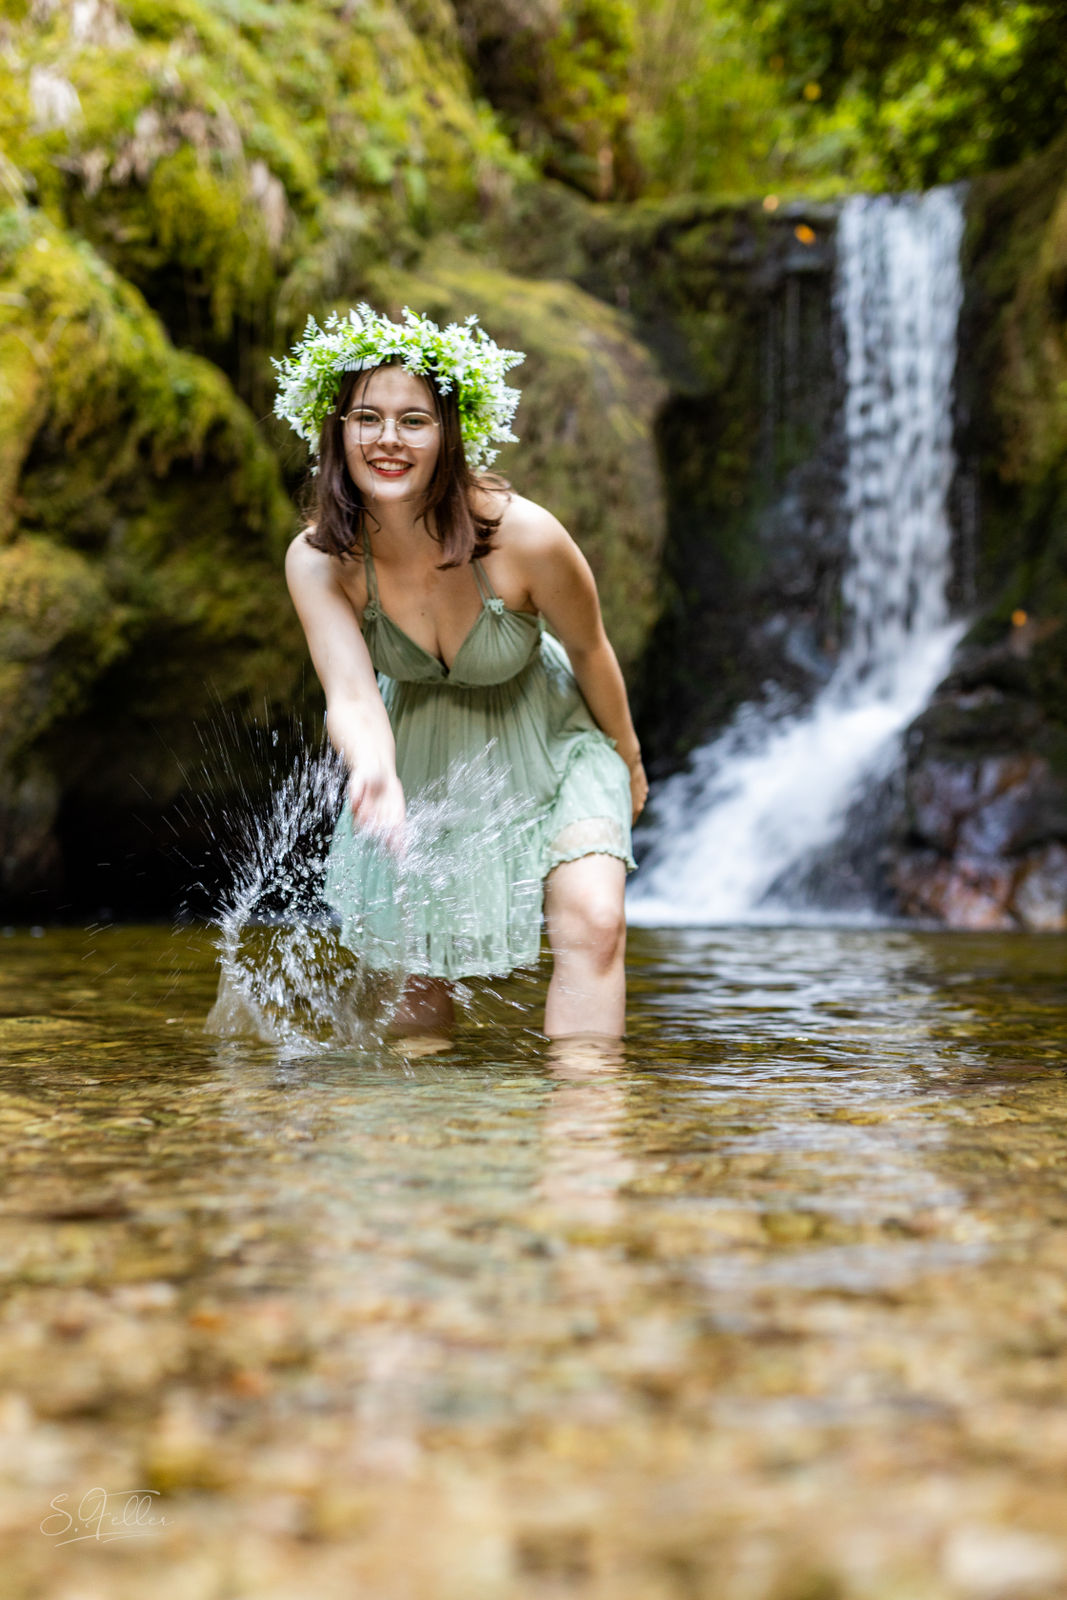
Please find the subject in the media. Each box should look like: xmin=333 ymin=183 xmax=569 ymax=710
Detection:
xmin=202 ymin=728 xmax=543 ymax=1052
xmin=630 ymin=185 xmax=968 ymax=927
xmin=203 ymin=731 xmax=378 ymax=1051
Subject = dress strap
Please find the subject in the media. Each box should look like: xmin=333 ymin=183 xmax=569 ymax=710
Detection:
xmin=472 ymin=558 xmax=499 ymax=604
xmin=362 ymin=529 xmax=380 ymax=608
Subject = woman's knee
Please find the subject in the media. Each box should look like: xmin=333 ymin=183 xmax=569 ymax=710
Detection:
xmin=552 ymin=889 xmax=626 ymax=971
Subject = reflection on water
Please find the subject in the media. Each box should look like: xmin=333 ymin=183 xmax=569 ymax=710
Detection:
xmin=0 ymin=923 xmax=1065 ymax=1598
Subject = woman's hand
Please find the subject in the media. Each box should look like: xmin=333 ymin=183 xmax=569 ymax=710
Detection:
xmin=348 ymin=761 xmax=406 ymax=854
xmin=628 ymin=756 xmax=648 ymax=824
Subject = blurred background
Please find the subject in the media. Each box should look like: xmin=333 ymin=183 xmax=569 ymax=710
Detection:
xmin=2 ymin=0 xmax=1066 ymax=929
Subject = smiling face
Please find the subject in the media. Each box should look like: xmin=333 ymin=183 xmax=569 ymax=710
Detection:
xmin=341 ymin=364 xmax=441 ymax=507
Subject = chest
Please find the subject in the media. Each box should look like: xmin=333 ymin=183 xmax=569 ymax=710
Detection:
xmin=340 ymin=552 xmax=536 ymax=677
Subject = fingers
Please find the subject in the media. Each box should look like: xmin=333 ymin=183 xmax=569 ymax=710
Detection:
xmin=348 ymin=770 xmax=407 ymax=857
xmin=630 ymin=762 xmax=649 ymax=824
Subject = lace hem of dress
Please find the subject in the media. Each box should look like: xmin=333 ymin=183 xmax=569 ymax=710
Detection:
xmin=544 ymin=816 xmax=636 ymax=874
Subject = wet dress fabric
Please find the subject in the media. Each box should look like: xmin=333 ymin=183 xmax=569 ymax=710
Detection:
xmin=324 ymin=538 xmax=635 ymax=980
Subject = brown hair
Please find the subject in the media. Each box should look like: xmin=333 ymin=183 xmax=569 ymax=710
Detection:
xmin=302 ymin=363 xmax=509 ymax=568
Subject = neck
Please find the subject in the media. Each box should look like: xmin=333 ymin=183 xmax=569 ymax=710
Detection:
xmin=364 ymin=496 xmax=437 ymax=561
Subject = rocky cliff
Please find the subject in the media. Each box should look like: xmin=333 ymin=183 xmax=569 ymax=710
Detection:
xmin=889 ymin=134 xmax=1067 ymax=930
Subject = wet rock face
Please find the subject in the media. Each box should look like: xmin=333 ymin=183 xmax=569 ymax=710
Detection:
xmin=892 ymin=641 xmax=1067 ymax=929
xmin=887 ymin=144 xmax=1067 ymax=932
xmin=909 ymin=751 xmax=1054 ymax=860
xmin=894 ymin=844 xmax=1067 ymax=932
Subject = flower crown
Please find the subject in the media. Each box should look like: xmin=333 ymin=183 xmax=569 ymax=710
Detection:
xmin=271 ymin=304 xmax=525 ymax=472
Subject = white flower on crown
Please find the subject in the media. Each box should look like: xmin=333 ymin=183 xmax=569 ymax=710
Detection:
xmin=271 ymin=303 xmax=525 ymax=472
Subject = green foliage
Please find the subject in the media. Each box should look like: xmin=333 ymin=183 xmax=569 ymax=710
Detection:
xmin=628 ymin=0 xmax=810 ymax=197
xmin=624 ymin=0 xmax=1067 ymax=197
xmin=1 ymin=0 xmax=529 ymax=373
xmin=542 ymin=0 xmax=634 ymax=194
xmin=736 ymin=0 xmax=1067 ymax=188
xmin=451 ymin=0 xmax=635 ymax=197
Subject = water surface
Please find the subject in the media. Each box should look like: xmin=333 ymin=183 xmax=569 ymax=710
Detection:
xmin=1 ymin=924 xmax=1066 ymax=1599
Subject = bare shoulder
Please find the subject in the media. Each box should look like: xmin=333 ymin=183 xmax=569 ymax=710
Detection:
xmin=492 ymin=492 xmax=575 ymax=564
xmin=285 ymin=528 xmax=336 ymax=590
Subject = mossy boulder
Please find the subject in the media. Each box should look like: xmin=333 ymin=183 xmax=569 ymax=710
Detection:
xmin=1 ymin=0 xmax=526 ymax=406
xmin=0 ymin=200 xmax=300 ymax=903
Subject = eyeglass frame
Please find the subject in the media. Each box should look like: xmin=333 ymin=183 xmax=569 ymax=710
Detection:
xmin=339 ymin=406 xmax=442 ymax=447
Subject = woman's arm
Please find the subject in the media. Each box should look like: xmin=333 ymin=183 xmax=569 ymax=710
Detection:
xmin=284 ymin=533 xmax=406 ymax=845
xmin=522 ymin=513 xmax=649 ymax=822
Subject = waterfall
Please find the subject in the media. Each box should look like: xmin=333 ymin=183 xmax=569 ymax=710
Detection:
xmin=629 ymin=185 xmax=968 ymax=926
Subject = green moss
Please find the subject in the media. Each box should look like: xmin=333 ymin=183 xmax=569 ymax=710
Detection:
xmin=0 ymin=329 xmax=46 ymax=544
xmin=0 ymin=534 xmax=123 ymax=757
xmin=959 ymin=139 xmax=1067 ymax=733
xmin=145 ymin=149 xmax=276 ymax=336
xmin=0 ymin=198 xmax=301 ymax=883
xmin=1 ymin=207 xmax=281 ymax=498
xmin=0 ymin=0 xmax=526 ymax=378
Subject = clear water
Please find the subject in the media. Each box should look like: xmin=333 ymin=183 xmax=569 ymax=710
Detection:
xmin=631 ymin=186 xmax=968 ymax=925
xmin=2 ymin=921 xmax=1066 ymax=1598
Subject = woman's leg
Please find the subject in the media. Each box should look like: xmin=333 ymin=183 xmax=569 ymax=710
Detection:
xmin=388 ymin=976 xmax=455 ymax=1036
xmin=543 ymin=854 xmax=627 ymax=1039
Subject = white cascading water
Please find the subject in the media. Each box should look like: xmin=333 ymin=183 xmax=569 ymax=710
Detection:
xmin=628 ymin=185 xmax=968 ymax=926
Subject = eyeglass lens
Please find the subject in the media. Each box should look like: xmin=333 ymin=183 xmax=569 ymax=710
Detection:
xmin=344 ymin=410 xmax=438 ymax=445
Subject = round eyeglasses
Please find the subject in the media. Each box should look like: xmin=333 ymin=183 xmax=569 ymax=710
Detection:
xmin=341 ymin=408 xmax=440 ymax=446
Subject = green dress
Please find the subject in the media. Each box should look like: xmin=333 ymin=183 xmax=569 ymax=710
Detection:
xmin=324 ymin=538 xmax=635 ymax=980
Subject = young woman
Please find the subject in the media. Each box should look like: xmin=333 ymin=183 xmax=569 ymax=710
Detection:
xmin=276 ymin=307 xmax=648 ymax=1040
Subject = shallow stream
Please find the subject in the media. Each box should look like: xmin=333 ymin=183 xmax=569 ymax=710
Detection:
xmin=2 ymin=923 xmax=1066 ymax=1599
